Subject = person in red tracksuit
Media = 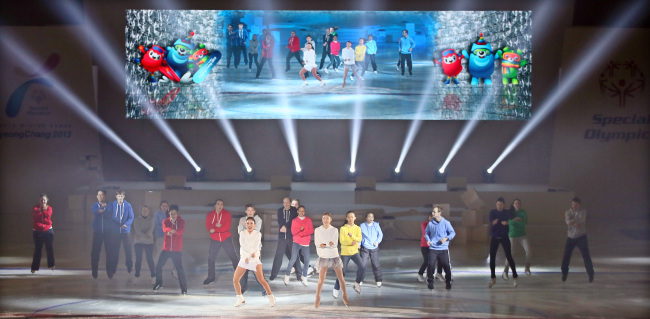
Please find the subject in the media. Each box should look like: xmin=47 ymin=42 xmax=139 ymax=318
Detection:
xmin=284 ymin=205 xmax=313 ymax=286
xmin=285 ymin=30 xmax=303 ymax=72
xmin=31 ymin=194 xmax=55 ymax=273
xmin=153 ymin=205 xmax=187 ymax=294
xmin=203 ymin=199 xmax=248 ymax=292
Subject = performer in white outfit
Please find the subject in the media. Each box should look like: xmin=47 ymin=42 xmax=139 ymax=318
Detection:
xmin=341 ymin=41 xmax=361 ymax=88
xmin=314 ymin=212 xmax=349 ymax=308
xmin=300 ymin=43 xmax=324 ymax=86
xmin=233 ymin=217 xmax=275 ymax=308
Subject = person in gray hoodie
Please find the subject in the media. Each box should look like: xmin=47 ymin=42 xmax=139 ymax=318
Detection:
xmin=424 ymin=205 xmax=455 ymax=290
xmin=133 ymin=205 xmax=155 ymax=283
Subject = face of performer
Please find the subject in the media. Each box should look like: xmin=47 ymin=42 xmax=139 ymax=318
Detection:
xmin=322 ymin=214 xmax=331 ymax=227
xmin=326 ymin=28 xmax=330 ymax=35
xmin=283 ymin=197 xmax=291 ymax=210
xmin=246 ymin=219 xmax=255 ymax=231
xmin=496 ymin=200 xmax=505 ymax=211
xmin=359 ymin=38 xmax=364 ymax=45
xmin=245 ymin=206 xmax=256 ymax=217
xmin=298 ymin=206 xmax=306 ymax=217
xmin=227 ymin=25 xmax=233 ymax=32
xmin=366 ymin=212 xmax=374 ymax=224
xmin=346 ymin=212 xmax=356 ymax=225
xmin=346 ymin=41 xmax=352 ymax=48
xmin=40 ymin=196 xmax=48 ymax=208
xmin=306 ymin=43 xmax=312 ymax=50
xmin=96 ymin=191 xmax=105 ymax=203
xmin=266 ymin=35 xmax=271 ymax=42
xmin=160 ymin=202 xmax=169 ymax=213
xmin=333 ymin=35 xmax=338 ymax=42
xmin=291 ymin=199 xmax=299 ymax=208
xmin=116 ymin=193 xmax=125 ymax=204
xmin=214 ymin=200 xmax=224 ymax=213
xmin=368 ymin=35 xmax=373 ymax=42
xmin=252 ymin=34 xmax=257 ymax=40
xmin=402 ymin=30 xmax=408 ymax=38
xmin=238 ymin=24 xmax=243 ymax=30
xmin=141 ymin=206 xmax=150 ymax=217
xmin=432 ymin=207 xmax=442 ymax=222
xmin=513 ymin=199 xmax=521 ymax=211
xmin=306 ymin=36 xmax=312 ymax=43
xmin=290 ymin=31 xmax=296 ymax=38
xmin=571 ymin=201 xmax=580 ymax=211
xmin=169 ymin=209 xmax=178 ymax=221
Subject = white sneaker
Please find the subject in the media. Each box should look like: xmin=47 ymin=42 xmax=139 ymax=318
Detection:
xmin=396 ymin=65 xmax=400 ymax=71
xmin=359 ymin=76 xmax=365 ymax=81
xmin=268 ymin=294 xmax=276 ymax=307
xmin=525 ymin=267 xmax=531 ymax=276
xmin=350 ymin=75 xmax=354 ymax=81
xmin=301 ymin=277 xmax=308 ymax=286
xmin=302 ymin=82 xmax=308 ymax=87
xmin=374 ymin=70 xmax=377 ymax=74
xmin=307 ymin=266 xmax=314 ymax=276
xmin=513 ymin=278 xmax=518 ymax=287
xmin=234 ymin=294 xmax=245 ymax=307
xmin=332 ymin=288 xmax=339 ymax=299
xmin=335 ymin=68 xmax=339 ymax=73
xmin=502 ymin=269 xmax=509 ymax=281
xmin=417 ymin=274 xmax=425 ymax=282
xmin=319 ymin=81 xmax=325 ymax=87
xmin=376 ymin=281 xmax=382 ymax=288
xmin=489 ymin=278 xmax=496 ymax=288
xmin=435 ymin=273 xmax=444 ymax=282
xmin=284 ymin=275 xmax=290 ymax=285
xmin=291 ymin=267 xmax=295 ymax=274
xmin=324 ymin=68 xmax=329 ymax=74
xmin=353 ymin=282 xmax=361 ymax=294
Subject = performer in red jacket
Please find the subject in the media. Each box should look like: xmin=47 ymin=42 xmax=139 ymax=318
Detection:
xmin=153 ymin=205 xmax=187 ymax=294
xmin=203 ymin=199 xmax=247 ymax=292
xmin=285 ymin=30 xmax=303 ymax=72
xmin=284 ymin=205 xmax=313 ymax=286
xmin=31 ymin=194 xmax=55 ymax=273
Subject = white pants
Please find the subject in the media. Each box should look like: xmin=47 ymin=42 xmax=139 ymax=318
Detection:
xmin=505 ymin=236 xmax=531 ymax=268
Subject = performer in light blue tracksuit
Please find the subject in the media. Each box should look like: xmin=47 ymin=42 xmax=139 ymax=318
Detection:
xmin=425 ymin=205 xmax=455 ymax=290
xmin=359 ymin=212 xmax=383 ymax=287
xmin=398 ymin=29 xmax=416 ymax=76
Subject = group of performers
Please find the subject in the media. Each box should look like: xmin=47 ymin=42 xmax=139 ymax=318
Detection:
xmin=225 ymin=24 xmax=416 ymax=88
xmin=30 ymin=190 xmax=594 ymax=308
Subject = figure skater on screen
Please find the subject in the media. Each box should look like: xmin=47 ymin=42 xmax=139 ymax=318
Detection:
xmin=341 ymin=41 xmax=361 ymax=88
xmin=300 ymin=43 xmax=324 ymax=87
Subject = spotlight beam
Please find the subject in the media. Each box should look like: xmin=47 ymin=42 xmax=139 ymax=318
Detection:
xmin=48 ymin=0 xmax=202 ymax=172
xmin=488 ymin=0 xmax=647 ymax=172
xmin=0 ymin=31 xmax=154 ymax=171
xmin=280 ymin=119 xmax=301 ymax=172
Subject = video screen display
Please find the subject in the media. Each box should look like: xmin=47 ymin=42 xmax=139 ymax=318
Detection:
xmin=125 ymin=10 xmax=532 ymax=120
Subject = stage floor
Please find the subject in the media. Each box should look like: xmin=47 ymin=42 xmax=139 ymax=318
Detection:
xmin=1 ymin=219 xmax=648 ymax=318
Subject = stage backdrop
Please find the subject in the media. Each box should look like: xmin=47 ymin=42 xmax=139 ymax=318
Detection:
xmin=125 ymin=10 xmax=532 ymax=120
xmin=549 ymin=28 xmax=649 ymax=220
xmin=0 ymin=27 xmax=100 ymax=245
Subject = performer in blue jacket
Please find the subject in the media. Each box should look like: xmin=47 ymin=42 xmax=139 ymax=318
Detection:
xmin=359 ymin=212 xmax=383 ymax=287
xmin=90 ymin=189 xmax=117 ymax=279
xmin=425 ymin=206 xmax=455 ymax=290
xmin=112 ymin=189 xmax=134 ymax=274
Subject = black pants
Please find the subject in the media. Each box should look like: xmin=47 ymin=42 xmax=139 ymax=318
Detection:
xmin=399 ymin=53 xmax=412 ymax=75
xmin=155 ymin=250 xmax=187 ymax=292
xmin=490 ymin=237 xmax=517 ymax=278
xmin=115 ymin=232 xmax=133 ymax=273
xmin=285 ymin=51 xmax=303 ymax=71
xmin=427 ymin=249 xmax=451 ymax=285
xmin=334 ymin=253 xmax=364 ymax=290
xmin=366 ymin=54 xmax=377 ymax=71
xmin=226 ymin=46 xmax=234 ymax=68
xmin=134 ymin=243 xmax=155 ymax=278
xmin=256 ymin=57 xmax=275 ymax=78
xmin=359 ymin=247 xmax=383 ymax=282
xmin=248 ymin=53 xmax=259 ymax=69
xmin=561 ymin=235 xmax=594 ymax=277
xmin=319 ymin=50 xmax=332 ymax=69
xmin=32 ymin=229 xmax=54 ymax=271
xmin=270 ymin=236 xmax=302 ymax=279
xmin=91 ymin=232 xmax=115 ymax=277
xmin=206 ymin=237 xmax=247 ymax=291
xmin=234 ymin=45 xmax=247 ymax=67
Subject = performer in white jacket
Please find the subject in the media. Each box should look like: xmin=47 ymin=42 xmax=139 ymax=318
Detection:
xmin=314 ymin=212 xmax=349 ymax=308
xmin=233 ymin=217 xmax=275 ymax=308
xmin=300 ymin=43 xmax=324 ymax=86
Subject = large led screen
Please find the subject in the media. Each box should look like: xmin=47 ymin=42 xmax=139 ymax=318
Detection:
xmin=126 ymin=10 xmax=532 ymax=120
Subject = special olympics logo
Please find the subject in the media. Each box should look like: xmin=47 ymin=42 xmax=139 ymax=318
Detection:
xmin=4 ymin=54 xmax=58 ymax=118
xmin=599 ymin=61 xmax=645 ymax=108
